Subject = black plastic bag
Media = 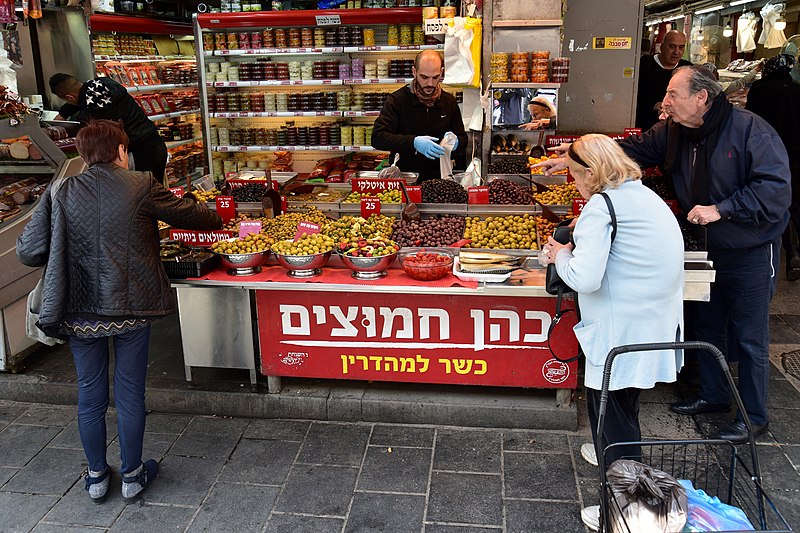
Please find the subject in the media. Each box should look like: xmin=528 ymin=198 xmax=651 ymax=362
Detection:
xmin=606 ymin=459 xmax=687 ymax=532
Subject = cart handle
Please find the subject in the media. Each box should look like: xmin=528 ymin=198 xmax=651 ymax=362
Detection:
xmin=596 ymin=341 xmax=761 ymax=486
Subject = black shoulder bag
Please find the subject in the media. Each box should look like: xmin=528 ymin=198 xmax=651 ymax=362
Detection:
xmin=545 ymin=192 xmax=617 ymax=362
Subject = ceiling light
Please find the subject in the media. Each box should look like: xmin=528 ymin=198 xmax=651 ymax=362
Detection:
xmin=723 ymin=22 xmax=733 ymax=37
xmin=774 ymin=16 xmax=787 ymax=31
xmin=729 ymin=0 xmax=751 ymax=6
xmin=665 ymin=14 xmax=685 ymax=21
xmin=695 ymin=4 xmax=725 ymax=14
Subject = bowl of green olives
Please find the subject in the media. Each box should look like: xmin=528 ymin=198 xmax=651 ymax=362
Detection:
xmin=210 ymin=235 xmax=274 ymax=276
xmin=271 ymin=234 xmax=335 ymax=278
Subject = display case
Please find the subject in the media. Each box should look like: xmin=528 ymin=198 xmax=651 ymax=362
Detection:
xmin=88 ymin=14 xmax=206 ymax=185
xmin=0 ymin=114 xmax=86 ymax=371
xmin=194 ymin=8 xmax=458 ymax=178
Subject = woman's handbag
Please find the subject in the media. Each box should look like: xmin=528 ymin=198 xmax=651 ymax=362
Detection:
xmin=25 ymin=177 xmax=67 ymax=346
xmin=545 ymin=192 xmax=617 ymax=362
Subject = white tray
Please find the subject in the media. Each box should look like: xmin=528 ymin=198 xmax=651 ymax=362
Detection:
xmin=452 ymin=256 xmax=512 ymax=283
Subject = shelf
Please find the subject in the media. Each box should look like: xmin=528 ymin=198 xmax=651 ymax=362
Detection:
xmin=0 ymin=164 xmax=55 ymax=174
xmin=213 ymin=145 xmax=377 ymax=152
xmin=126 ymin=83 xmax=197 ymax=93
xmin=208 ymin=78 xmax=411 ymax=88
xmin=94 ymin=55 xmax=195 ymax=62
xmin=89 ymin=13 xmax=194 ymax=35
xmin=165 ymin=136 xmax=202 ymax=149
xmin=491 ymin=82 xmax=562 ymax=89
xmin=148 ymin=109 xmax=201 ymax=121
xmin=197 ymin=8 xmax=427 ymax=29
xmin=492 ymin=19 xmax=563 ymax=27
xmin=206 ymin=44 xmax=444 ymax=57
xmin=210 ymin=111 xmax=380 ymax=118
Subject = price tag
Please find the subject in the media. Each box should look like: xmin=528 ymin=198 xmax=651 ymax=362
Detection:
xmin=239 ymin=220 xmax=262 ymax=238
xmin=572 ymin=198 xmax=588 ymax=216
xmin=216 ymin=195 xmax=235 ymax=224
xmin=315 ymin=14 xmax=341 ymax=26
xmin=468 ymin=186 xmax=490 ymax=204
xmin=360 ymin=197 xmax=381 ymax=218
xmin=169 ymin=187 xmax=184 ymax=198
xmin=623 ymin=128 xmax=642 ymax=138
xmin=424 ymin=17 xmax=449 ymax=35
xmin=294 ymin=221 xmax=321 ymax=241
xmin=664 ymin=199 xmax=681 ymax=214
xmin=405 ymin=185 xmax=422 ymax=203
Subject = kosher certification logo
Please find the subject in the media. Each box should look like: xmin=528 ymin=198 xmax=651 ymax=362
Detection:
xmin=542 ymin=359 xmax=569 ymax=384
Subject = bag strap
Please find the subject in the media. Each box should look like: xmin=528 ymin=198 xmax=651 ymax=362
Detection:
xmin=546 ymin=192 xmax=617 ymax=364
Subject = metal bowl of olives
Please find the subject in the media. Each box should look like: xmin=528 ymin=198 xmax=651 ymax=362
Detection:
xmin=273 ymin=249 xmax=332 ymax=278
xmin=211 ymin=237 xmax=272 ymax=276
xmin=337 ymin=238 xmax=400 ymax=280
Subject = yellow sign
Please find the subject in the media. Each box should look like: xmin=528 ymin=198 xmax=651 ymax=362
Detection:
xmin=593 ymin=37 xmax=633 ymax=50
xmin=623 ymin=67 xmax=635 ymax=78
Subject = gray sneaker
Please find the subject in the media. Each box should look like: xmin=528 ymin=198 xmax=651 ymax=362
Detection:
xmin=122 ymin=459 xmax=159 ymax=501
xmin=84 ymin=467 xmax=110 ymax=504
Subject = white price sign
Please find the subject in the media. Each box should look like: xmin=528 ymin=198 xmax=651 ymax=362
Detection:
xmin=315 ymin=14 xmax=342 ymax=26
xmin=424 ymin=18 xmax=449 ymax=35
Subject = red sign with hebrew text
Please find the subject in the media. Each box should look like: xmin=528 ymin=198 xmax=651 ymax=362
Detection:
xmin=256 ymin=290 xmax=578 ymax=388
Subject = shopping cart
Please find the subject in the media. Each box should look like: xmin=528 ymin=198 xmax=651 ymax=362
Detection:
xmin=595 ymin=341 xmax=792 ymax=532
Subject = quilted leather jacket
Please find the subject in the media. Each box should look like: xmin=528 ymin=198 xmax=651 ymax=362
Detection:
xmin=17 ymin=163 xmax=223 ymax=338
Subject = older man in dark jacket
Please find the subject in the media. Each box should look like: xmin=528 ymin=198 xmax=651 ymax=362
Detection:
xmin=17 ymin=120 xmax=221 ymax=504
xmin=535 ymin=65 xmax=790 ymax=444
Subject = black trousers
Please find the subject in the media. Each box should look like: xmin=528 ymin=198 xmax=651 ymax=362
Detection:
xmin=586 ymin=386 xmax=642 ymax=467
xmin=131 ymin=136 xmax=168 ymax=186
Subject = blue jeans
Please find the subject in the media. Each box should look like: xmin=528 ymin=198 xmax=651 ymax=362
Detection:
xmin=691 ymin=240 xmax=779 ymax=427
xmin=70 ymin=325 xmax=151 ymax=475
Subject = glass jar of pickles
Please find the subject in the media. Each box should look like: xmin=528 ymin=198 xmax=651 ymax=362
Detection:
xmin=399 ymin=24 xmax=412 ymax=45
xmin=363 ymin=28 xmax=375 ymax=47
xmin=387 ymin=24 xmax=399 ymax=46
xmin=490 ymin=52 xmax=509 ymax=83
xmin=510 ymin=52 xmax=528 ymax=83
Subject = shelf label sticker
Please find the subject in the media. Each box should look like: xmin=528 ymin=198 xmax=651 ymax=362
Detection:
xmin=352 ymin=178 xmax=406 ymax=193
xmin=623 ymin=128 xmax=642 ymax=138
xmin=228 ymin=81 xmax=238 ymax=87
xmin=468 ymin=186 xmax=490 ymax=204
xmin=294 ymin=221 xmax=321 ymax=241
xmin=545 ymin=135 xmax=581 ymax=147
xmin=226 ymin=178 xmax=267 ymax=190
xmin=360 ymin=197 xmax=381 ymax=218
xmin=424 ymin=18 xmax=449 ymax=35
xmin=572 ymin=198 xmax=588 ymax=216
xmin=239 ymin=220 xmax=262 ymax=238
xmin=405 ymin=185 xmax=422 ymax=203
xmin=168 ymin=229 xmax=234 ymax=247
xmin=169 ymin=187 xmax=184 ymax=198
xmin=315 ymin=14 xmax=342 ymax=26
xmin=216 ymin=195 xmax=235 ymax=223
xmin=593 ymin=36 xmax=633 ymax=50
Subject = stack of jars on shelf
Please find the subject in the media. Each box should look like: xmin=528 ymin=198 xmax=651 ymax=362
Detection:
xmin=92 ymin=33 xmax=158 ymax=56
xmin=204 ymin=24 xmax=426 ymax=52
xmin=551 ymin=57 xmax=571 ymax=83
xmin=158 ymin=121 xmax=197 ymax=142
xmin=491 ymin=53 xmax=509 ymax=83
xmin=211 ymin=125 xmax=358 ymax=147
xmin=488 ymin=52 xmax=571 ymax=84
xmin=206 ymin=59 xmax=415 ymax=82
xmin=207 ymin=91 xmax=391 ymax=113
xmin=530 ymin=51 xmax=550 ymax=83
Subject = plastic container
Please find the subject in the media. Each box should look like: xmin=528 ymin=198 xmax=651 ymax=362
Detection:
xmin=398 ymin=249 xmax=454 ymax=281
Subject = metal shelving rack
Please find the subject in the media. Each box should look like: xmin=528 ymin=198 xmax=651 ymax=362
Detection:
xmin=194 ymin=8 xmax=446 ymax=178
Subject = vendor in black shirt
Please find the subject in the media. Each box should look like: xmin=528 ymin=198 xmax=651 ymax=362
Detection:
xmin=372 ymin=50 xmax=467 ymax=182
xmin=49 ymin=74 xmax=169 ymax=185
xmin=635 ymin=31 xmax=692 ymax=131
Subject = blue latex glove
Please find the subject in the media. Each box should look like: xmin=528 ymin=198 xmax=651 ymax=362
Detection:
xmin=413 ymin=136 xmax=446 ymax=160
xmin=445 ymin=131 xmax=458 ymax=151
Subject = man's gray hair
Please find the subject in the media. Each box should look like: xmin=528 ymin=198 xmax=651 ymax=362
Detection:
xmin=673 ymin=65 xmax=723 ymax=100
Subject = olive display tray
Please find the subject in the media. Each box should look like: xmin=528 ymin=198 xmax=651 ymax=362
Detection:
xmin=162 ymin=252 xmax=219 ymax=279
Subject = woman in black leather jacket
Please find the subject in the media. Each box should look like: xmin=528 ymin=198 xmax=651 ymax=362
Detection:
xmin=17 ymin=120 xmax=222 ymax=504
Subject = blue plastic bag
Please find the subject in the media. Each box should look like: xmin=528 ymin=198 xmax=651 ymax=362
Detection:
xmin=679 ymin=480 xmax=754 ymax=531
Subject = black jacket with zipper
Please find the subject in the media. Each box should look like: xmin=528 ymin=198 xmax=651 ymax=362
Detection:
xmin=371 ymin=85 xmax=467 ymax=182
xmin=16 ymin=163 xmax=223 ymax=339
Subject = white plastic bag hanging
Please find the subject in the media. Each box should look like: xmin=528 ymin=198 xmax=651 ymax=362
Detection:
xmin=459 ymin=157 xmax=482 ymax=188
xmin=439 ymin=132 xmax=458 ymax=180
xmin=443 ymin=17 xmax=481 ymax=87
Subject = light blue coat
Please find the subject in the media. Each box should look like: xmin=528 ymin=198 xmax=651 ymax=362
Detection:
xmin=554 ymin=179 xmax=684 ymax=391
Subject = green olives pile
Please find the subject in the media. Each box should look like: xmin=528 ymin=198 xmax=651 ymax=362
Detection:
xmin=342 ymin=189 xmax=404 ymax=204
xmin=323 ymin=214 xmax=395 ymax=242
xmin=211 ymin=233 xmax=275 ymax=255
xmin=272 ymin=233 xmax=335 ymax=256
xmin=192 ymin=188 xmax=220 ymax=203
xmin=464 ymin=214 xmax=539 ymax=250
xmin=533 ymin=182 xmax=580 ymax=205
xmin=261 ymin=207 xmax=329 ymax=241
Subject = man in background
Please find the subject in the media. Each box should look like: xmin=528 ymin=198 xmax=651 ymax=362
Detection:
xmin=636 ymin=30 xmax=692 ymax=130
xmin=49 ymin=74 xmax=168 ymax=185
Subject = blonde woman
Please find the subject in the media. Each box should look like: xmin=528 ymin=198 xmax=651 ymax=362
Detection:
xmin=539 ymin=134 xmax=684 ymax=531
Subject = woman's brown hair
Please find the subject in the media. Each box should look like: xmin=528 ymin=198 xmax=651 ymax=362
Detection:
xmin=75 ymin=119 xmax=129 ymax=166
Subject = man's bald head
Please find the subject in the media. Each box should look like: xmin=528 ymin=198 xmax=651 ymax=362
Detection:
xmin=414 ymin=49 xmax=443 ymax=71
xmin=658 ymin=30 xmax=687 ymax=69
